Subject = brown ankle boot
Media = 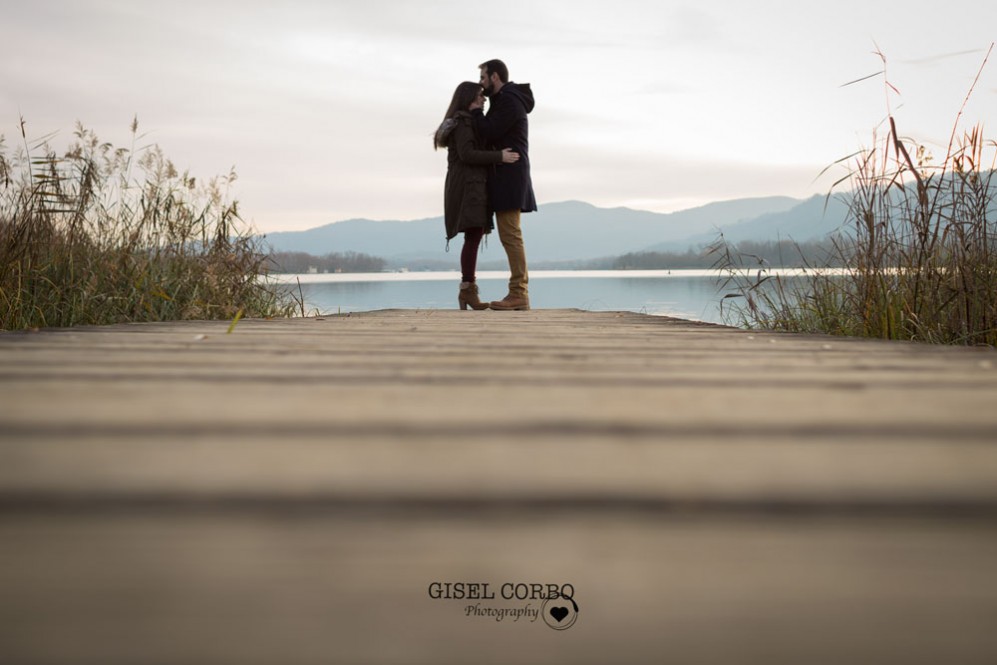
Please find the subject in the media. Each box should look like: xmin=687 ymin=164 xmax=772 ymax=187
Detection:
xmin=489 ymin=293 xmax=530 ymax=311
xmin=458 ymin=282 xmax=489 ymax=310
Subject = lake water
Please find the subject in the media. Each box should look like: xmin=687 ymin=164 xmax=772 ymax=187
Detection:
xmin=270 ymin=269 xmax=815 ymax=324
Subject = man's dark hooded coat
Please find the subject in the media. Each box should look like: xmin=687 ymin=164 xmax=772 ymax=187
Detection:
xmin=472 ymin=82 xmax=537 ymax=213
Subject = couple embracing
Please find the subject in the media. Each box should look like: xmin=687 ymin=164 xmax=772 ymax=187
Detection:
xmin=434 ymin=59 xmax=536 ymax=311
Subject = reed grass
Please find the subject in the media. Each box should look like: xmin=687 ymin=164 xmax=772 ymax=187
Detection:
xmin=714 ymin=47 xmax=997 ymax=346
xmin=0 ymin=118 xmax=296 ymax=330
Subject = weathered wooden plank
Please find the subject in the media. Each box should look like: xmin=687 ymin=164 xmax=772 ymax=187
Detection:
xmin=1 ymin=513 xmax=996 ymax=665
xmin=1 ymin=310 xmax=996 ymax=663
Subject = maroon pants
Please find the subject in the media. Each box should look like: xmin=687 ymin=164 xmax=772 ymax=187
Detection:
xmin=461 ymin=227 xmax=484 ymax=283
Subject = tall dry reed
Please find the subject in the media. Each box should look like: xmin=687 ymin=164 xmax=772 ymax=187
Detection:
xmin=715 ymin=47 xmax=997 ymax=346
xmin=0 ymin=118 xmax=295 ymax=329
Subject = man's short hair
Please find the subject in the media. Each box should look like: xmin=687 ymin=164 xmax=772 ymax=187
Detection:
xmin=479 ymin=59 xmax=509 ymax=84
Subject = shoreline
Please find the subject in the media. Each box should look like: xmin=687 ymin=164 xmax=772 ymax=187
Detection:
xmin=268 ymin=267 xmax=848 ymax=284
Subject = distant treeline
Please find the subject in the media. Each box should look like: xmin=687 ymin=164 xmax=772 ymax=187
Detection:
xmin=269 ymin=251 xmax=386 ymax=273
xmin=268 ymin=239 xmax=843 ymax=273
xmin=609 ymin=239 xmax=844 ymax=270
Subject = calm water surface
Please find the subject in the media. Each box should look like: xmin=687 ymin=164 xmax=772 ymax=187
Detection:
xmin=272 ymin=270 xmax=811 ymax=325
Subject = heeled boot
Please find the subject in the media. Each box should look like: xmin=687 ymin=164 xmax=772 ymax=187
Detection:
xmin=458 ymin=282 xmax=489 ymax=310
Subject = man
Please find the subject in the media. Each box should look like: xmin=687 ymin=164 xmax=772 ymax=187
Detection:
xmin=472 ymin=59 xmax=536 ymax=311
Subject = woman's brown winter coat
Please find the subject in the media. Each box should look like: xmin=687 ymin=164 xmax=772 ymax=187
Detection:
xmin=437 ymin=111 xmax=503 ymax=241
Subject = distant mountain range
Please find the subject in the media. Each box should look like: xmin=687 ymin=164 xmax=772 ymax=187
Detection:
xmin=260 ymin=195 xmax=853 ymax=268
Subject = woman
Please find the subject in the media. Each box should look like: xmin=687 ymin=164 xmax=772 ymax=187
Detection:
xmin=434 ymin=82 xmax=519 ymax=310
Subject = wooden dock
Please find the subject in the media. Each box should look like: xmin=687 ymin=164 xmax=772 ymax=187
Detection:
xmin=2 ymin=309 xmax=996 ymax=664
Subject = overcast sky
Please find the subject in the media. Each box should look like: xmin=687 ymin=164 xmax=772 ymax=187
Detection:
xmin=3 ymin=0 xmax=995 ymax=233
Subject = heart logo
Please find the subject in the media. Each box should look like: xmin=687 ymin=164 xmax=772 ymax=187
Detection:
xmin=549 ymin=606 xmax=569 ymax=623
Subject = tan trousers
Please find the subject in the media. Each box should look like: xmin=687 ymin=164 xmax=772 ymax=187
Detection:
xmin=495 ymin=209 xmax=529 ymax=298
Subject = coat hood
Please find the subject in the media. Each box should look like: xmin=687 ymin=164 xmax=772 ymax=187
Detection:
xmin=500 ymin=82 xmax=535 ymax=114
xmin=434 ymin=111 xmax=473 ymax=147
xmin=435 ymin=118 xmax=457 ymax=147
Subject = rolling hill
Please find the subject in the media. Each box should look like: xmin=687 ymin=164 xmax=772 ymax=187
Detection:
xmin=260 ymin=195 xmax=852 ymax=266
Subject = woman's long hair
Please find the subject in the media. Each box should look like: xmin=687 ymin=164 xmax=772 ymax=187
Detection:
xmin=433 ymin=81 xmax=481 ymax=149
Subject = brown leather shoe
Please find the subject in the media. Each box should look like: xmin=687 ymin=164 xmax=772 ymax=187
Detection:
xmin=458 ymin=282 xmax=489 ymax=310
xmin=489 ymin=294 xmax=530 ymax=311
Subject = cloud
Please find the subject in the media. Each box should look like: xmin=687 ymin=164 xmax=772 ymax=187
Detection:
xmin=534 ymin=143 xmax=824 ymax=205
xmin=4 ymin=0 xmax=995 ymax=236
